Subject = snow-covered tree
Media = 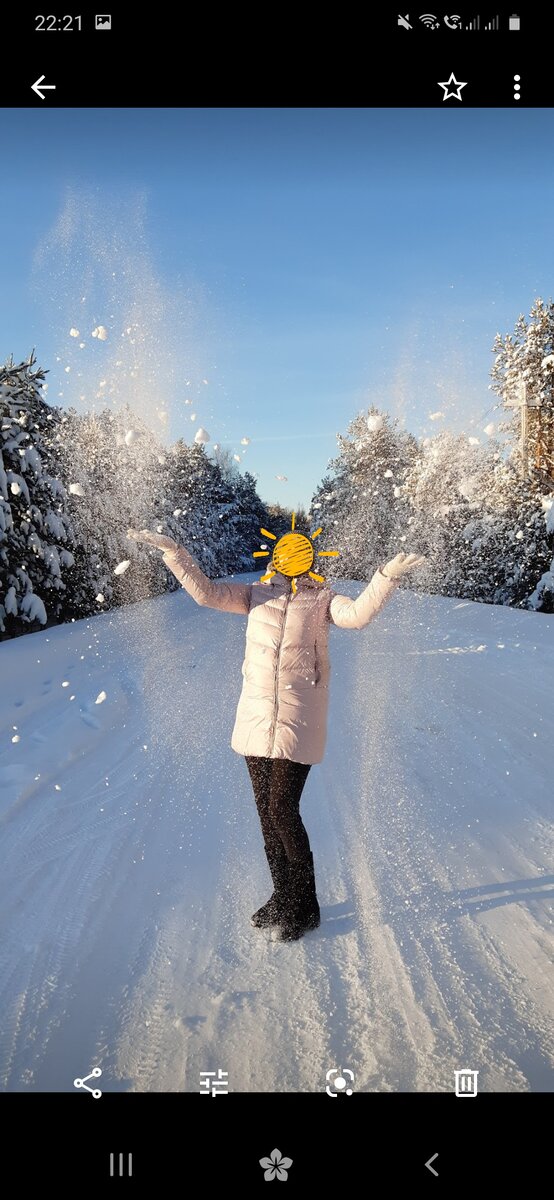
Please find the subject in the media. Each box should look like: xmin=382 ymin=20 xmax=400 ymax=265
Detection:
xmin=490 ymin=296 xmax=554 ymax=490
xmin=58 ymin=404 xmax=168 ymax=616
xmin=0 ymin=356 xmax=76 ymax=639
xmin=310 ymin=407 xmax=419 ymax=580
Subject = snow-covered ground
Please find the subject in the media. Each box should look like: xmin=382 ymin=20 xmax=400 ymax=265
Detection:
xmin=1 ymin=575 xmax=552 ymax=1093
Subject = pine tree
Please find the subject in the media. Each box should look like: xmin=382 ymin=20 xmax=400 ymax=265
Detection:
xmin=310 ymin=407 xmax=419 ymax=580
xmin=0 ymin=355 xmax=76 ymax=639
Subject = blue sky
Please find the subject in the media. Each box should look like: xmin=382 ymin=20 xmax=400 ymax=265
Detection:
xmin=3 ymin=107 xmax=554 ymax=509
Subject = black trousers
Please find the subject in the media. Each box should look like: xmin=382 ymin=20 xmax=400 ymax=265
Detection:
xmin=245 ymin=756 xmax=312 ymax=862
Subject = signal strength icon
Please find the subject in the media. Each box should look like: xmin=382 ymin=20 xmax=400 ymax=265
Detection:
xmin=419 ymin=13 xmax=440 ymax=27
xmin=484 ymin=14 xmax=499 ymax=28
xmin=465 ymin=13 xmax=480 ymax=28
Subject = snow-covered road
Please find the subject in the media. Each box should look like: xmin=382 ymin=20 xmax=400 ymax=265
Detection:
xmin=1 ymin=576 xmax=552 ymax=1092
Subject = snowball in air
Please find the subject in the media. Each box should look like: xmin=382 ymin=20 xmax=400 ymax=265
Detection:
xmin=173 ymin=508 xmax=182 ymax=517
xmin=393 ymin=486 xmax=402 ymax=498
xmin=96 ymin=593 xmax=105 ymax=603
xmin=69 ymin=483 xmax=85 ymax=496
xmin=125 ymin=429 xmax=137 ymax=445
xmin=384 ymin=469 xmax=393 ymax=478
xmin=428 ymin=411 xmax=444 ymax=421
xmin=483 ymin=422 xmax=495 ymax=436
xmin=95 ymin=691 xmax=107 ymax=705
xmin=91 ymin=325 xmax=108 ymax=340
xmin=114 ymin=560 xmax=130 ymax=576
xmin=367 ymin=414 xmax=384 ymax=433
xmin=468 ymin=437 xmax=480 ymax=445
xmin=194 ymin=427 xmax=210 ymax=444
xmin=233 ymin=454 xmax=241 ymax=462
xmin=69 ymin=328 xmax=79 ymax=338
xmin=241 ymin=436 xmax=251 ymax=445
xmin=213 ymin=444 xmax=219 ymax=450
xmin=515 ymin=530 xmax=524 ymax=540
xmin=10 ymin=482 xmax=21 ymax=495
xmin=275 ymin=474 xmax=288 ymax=481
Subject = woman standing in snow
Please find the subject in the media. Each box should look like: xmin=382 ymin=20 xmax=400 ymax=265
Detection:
xmin=127 ymin=526 xmax=425 ymax=942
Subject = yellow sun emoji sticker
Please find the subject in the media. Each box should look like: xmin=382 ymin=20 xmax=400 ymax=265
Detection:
xmin=253 ymin=513 xmax=339 ymax=593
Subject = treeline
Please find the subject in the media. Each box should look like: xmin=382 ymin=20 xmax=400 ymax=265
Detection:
xmin=0 ymin=355 xmax=268 ymax=639
xmin=309 ymin=299 xmax=554 ymax=613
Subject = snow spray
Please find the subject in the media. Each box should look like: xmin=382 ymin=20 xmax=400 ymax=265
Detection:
xmin=32 ymin=188 xmax=216 ymax=783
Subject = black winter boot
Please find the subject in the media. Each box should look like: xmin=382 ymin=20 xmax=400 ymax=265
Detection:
xmin=275 ymin=851 xmax=321 ymax=942
xmin=251 ymin=844 xmax=289 ymax=928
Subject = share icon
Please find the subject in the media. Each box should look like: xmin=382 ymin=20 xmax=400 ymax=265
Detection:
xmin=74 ymin=1067 xmax=102 ymax=1098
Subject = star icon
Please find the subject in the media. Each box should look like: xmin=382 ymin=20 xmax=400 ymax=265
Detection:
xmin=438 ymin=72 xmax=467 ymax=101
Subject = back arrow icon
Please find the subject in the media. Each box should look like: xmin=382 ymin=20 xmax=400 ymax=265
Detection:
xmin=32 ymin=75 xmax=56 ymax=100
xmin=425 ymin=1153 xmax=439 ymax=1177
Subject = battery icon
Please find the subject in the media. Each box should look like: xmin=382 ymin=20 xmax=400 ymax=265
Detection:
xmin=509 ymin=14 xmax=520 ymax=30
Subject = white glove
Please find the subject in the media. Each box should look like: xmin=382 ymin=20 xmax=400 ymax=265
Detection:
xmin=381 ymin=551 xmax=427 ymax=580
xmin=127 ymin=527 xmax=178 ymax=552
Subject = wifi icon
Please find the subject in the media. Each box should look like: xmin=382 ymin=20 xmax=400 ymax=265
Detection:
xmin=420 ymin=13 xmax=440 ymax=26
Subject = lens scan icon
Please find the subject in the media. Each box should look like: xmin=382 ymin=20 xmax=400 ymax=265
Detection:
xmin=325 ymin=1067 xmax=354 ymax=1097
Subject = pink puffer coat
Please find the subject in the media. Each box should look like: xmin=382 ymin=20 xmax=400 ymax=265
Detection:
xmin=162 ymin=545 xmax=400 ymax=765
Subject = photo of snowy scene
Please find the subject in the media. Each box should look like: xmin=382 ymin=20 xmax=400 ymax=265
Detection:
xmin=1 ymin=109 xmax=552 ymax=1095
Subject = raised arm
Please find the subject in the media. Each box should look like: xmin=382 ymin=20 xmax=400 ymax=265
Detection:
xmin=329 ymin=552 xmax=426 ymax=630
xmin=127 ymin=529 xmax=251 ymax=615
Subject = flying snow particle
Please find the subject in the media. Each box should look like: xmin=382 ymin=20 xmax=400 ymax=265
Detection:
xmin=483 ymin=422 xmax=495 ymax=436
xmin=95 ymin=691 xmax=107 ymax=705
xmin=69 ymin=328 xmax=79 ymax=338
xmin=367 ymin=414 xmax=384 ymax=433
xmin=173 ymin=508 xmax=182 ymax=517
xmin=202 ymin=379 xmax=208 ymax=385
xmin=125 ymin=429 xmax=137 ymax=445
xmin=393 ymin=486 xmax=402 ymax=498
xmin=313 ymin=503 xmax=321 ymax=509
xmin=157 ymin=411 xmax=168 ymax=423
xmin=69 ymin=483 xmax=85 ymax=496
xmin=384 ymin=469 xmax=393 ymax=478
xmin=55 ymin=784 xmax=61 ymax=791
xmin=241 ymin=436 xmax=251 ymax=445
xmin=194 ymin=427 xmax=210 ymax=444
xmin=65 ymin=366 xmax=71 ymax=373
xmin=62 ymin=681 xmax=70 ymax=688
xmin=213 ymin=443 xmax=219 ymax=450
xmin=234 ymin=454 xmax=241 ymax=462
xmin=114 ymin=560 xmax=130 ymax=576
xmin=79 ymin=343 xmax=85 ymax=349
xmin=158 ymin=456 xmax=166 ymax=465
xmin=275 ymin=474 xmax=288 ymax=481
xmin=260 ymin=543 xmax=268 ymax=549
xmin=190 ymin=413 xmax=197 ymax=421
xmin=91 ymin=325 xmax=108 ymax=341
xmin=515 ymin=530 xmax=524 ymax=540
xmin=468 ymin=437 xmax=480 ymax=445
xmin=10 ymin=482 xmax=21 ymax=495
xmin=96 ymin=593 xmax=105 ymax=603
xmin=428 ymin=411 xmax=444 ymax=421
xmin=12 ymin=735 xmax=20 ymax=743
